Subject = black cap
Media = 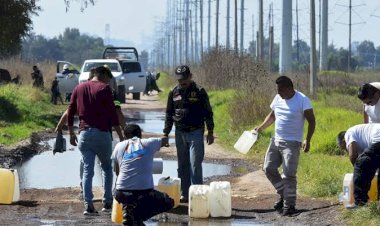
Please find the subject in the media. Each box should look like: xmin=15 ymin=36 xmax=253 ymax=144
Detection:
xmin=175 ymin=65 xmax=191 ymax=80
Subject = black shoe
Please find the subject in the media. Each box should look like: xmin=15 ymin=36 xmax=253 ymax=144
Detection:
xmin=273 ymin=198 xmax=284 ymax=212
xmin=282 ymin=206 xmax=297 ymax=216
xmin=180 ymin=196 xmax=188 ymax=203
xmin=101 ymin=202 xmax=112 ymax=213
xmin=83 ymin=203 xmax=99 ymax=216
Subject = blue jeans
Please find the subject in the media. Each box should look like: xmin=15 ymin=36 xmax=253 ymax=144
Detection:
xmin=78 ymin=128 xmax=113 ymax=205
xmin=175 ymin=129 xmax=204 ymax=197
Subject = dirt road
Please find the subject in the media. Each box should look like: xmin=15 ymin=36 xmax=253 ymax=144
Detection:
xmin=0 ymin=94 xmax=345 ymax=225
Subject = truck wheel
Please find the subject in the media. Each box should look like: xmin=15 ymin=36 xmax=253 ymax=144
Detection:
xmin=132 ymin=92 xmax=140 ymax=100
xmin=116 ymin=85 xmax=125 ymax=103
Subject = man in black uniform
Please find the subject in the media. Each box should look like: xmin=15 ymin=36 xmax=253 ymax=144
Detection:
xmin=163 ymin=65 xmax=214 ymax=203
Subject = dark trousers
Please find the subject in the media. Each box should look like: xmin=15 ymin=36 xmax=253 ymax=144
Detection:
xmin=115 ymin=189 xmax=174 ymax=226
xmin=353 ymin=142 xmax=380 ymax=205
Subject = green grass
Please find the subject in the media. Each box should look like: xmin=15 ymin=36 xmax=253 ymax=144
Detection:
xmin=0 ymin=84 xmax=66 ymax=145
xmin=343 ymin=202 xmax=380 ymax=226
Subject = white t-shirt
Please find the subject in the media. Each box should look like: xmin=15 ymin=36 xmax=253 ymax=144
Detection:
xmin=270 ymin=90 xmax=312 ymax=142
xmin=364 ymin=82 xmax=380 ymax=123
xmin=345 ymin=124 xmax=380 ymax=154
xmin=111 ymin=137 xmax=162 ymax=190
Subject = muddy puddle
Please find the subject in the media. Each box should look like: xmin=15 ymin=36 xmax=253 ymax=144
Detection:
xmin=16 ymin=135 xmax=231 ymax=189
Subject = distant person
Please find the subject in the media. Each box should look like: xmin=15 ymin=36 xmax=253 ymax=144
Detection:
xmin=163 ymin=65 xmax=214 ymax=203
xmin=0 ymin=68 xmax=11 ymax=84
xmin=51 ymin=77 xmax=64 ymax=105
xmin=252 ymin=76 xmax=315 ymax=216
xmin=11 ymin=75 xmax=21 ymax=85
xmin=62 ymin=64 xmax=70 ymax=75
xmin=357 ymin=83 xmax=380 ymax=123
xmin=144 ymin=72 xmax=161 ymax=95
xmin=31 ymin=65 xmax=44 ymax=88
xmin=67 ymin=66 xmax=124 ymax=215
xmin=337 ymin=124 xmax=380 ymax=206
xmin=112 ymin=124 xmax=174 ymax=225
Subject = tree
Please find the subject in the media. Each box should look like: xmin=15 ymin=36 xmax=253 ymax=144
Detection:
xmin=22 ymin=34 xmax=63 ymax=61
xmin=356 ymin=40 xmax=376 ymax=68
xmin=0 ymin=0 xmax=40 ymax=57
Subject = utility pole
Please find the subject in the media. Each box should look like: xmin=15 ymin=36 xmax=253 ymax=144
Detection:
xmin=320 ymin=0 xmax=328 ymax=71
xmin=280 ymin=0 xmax=292 ymax=74
xmin=215 ymin=0 xmax=219 ymax=47
xmin=348 ymin=0 xmax=352 ymax=72
xmin=240 ymin=0 xmax=245 ymax=54
xmin=234 ymin=0 xmax=238 ymax=53
xmin=179 ymin=0 xmax=183 ymax=64
xmin=335 ymin=1 xmax=365 ymax=72
xmin=208 ymin=0 xmax=211 ymax=50
xmin=269 ymin=3 xmax=274 ymax=71
xmin=190 ymin=9 xmax=194 ymax=62
xmin=252 ymin=14 xmax=255 ymax=58
xmin=226 ymin=0 xmax=230 ymax=49
xmin=200 ymin=0 xmax=203 ymax=59
xmin=194 ymin=0 xmax=199 ymax=63
xmin=185 ymin=0 xmax=190 ymax=63
xmin=173 ymin=0 xmax=178 ymax=66
xmin=296 ymin=0 xmax=299 ymax=62
xmin=310 ymin=0 xmax=317 ymax=94
xmin=258 ymin=0 xmax=263 ymax=60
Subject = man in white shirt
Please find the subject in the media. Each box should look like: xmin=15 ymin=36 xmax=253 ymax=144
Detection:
xmin=358 ymin=83 xmax=380 ymax=123
xmin=337 ymin=123 xmax=380 ymax=206
xmin=254 ymin=76 xmax=316 ymax=216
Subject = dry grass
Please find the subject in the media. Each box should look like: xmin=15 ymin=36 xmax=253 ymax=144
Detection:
xmin=0 ymin=57 xmax=56 ymax=88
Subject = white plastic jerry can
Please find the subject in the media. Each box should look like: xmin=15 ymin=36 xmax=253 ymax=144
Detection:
xmin=209 ymin=181 xmax=232 ymax=217
xmin=189 ymin=185 xmax=210 ymax=218
xmin=233 ymin=130 xmax=258 ymax=154
xmin=342 ymin=173 xmax=378 ymax=208
xmin=157 ymin=176 xmax=181 ymax=208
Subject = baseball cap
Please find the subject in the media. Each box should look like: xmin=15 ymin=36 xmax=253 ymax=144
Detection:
xmin=175 ymin=65 xmax=191 ymax=80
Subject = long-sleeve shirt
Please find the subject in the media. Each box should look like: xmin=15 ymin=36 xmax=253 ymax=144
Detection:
xmin=67 ymin=80 xmax=119 ymax=132
xmin=163 ymin=82 xmax=214 ymax=135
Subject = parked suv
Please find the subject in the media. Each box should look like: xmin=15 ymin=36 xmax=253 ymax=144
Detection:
xmin=103 ymin=47 xmax=146 ymax=101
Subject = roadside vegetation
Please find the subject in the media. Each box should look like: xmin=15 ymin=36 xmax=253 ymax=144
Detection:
xmin=0 ymin=60 xmax=66 ymax=145
xmin=158 ymin=48 xmax=380 ymax=225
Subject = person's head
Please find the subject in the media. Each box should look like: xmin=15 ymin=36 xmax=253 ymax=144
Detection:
xmin=175 ymin=65 xmax=192 ymax=89
xmin=94 ymin=66 xmax=113 ymax=83
xmin=33 ymin=65 xmax=38 ymax=71
xmin=336 ymin=131 xmax=347 ymax=150
xmin=275 ymin=76 xmax=295 ymax=99
xmin=63 ymin=64 xmax=69 ymax=70
xmin=358 ymin=83 xmax=380 ymax=106
xmin=123 ymin=124 xmax=142 ymax=139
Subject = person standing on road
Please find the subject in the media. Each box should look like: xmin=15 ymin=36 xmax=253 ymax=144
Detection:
xmin=67 ymin=66 xmax=124 ymax=215
xmin=112 ymin=124 xmax=174 ymax=226
xmin=163 ymin=65 xmax=214 ymax=203
xmin=337 ymin=124 xmax=380 ymax=206
xmin=253 ymin=76 xmax=315 ymax=216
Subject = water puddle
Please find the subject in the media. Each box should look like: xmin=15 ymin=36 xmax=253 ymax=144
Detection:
xmin=16 ymin=134 xmax=231 ymax=189
xmin=127 ymin=111 xmax=170 ymax=134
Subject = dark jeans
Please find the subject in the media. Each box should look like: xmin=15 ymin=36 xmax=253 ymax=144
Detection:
xmin=353 ymin=142 xmax=380 ymax=205
xmin=115 ymin=189 xmax=174 ymax=226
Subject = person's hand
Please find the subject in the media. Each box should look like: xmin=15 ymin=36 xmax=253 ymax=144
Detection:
xmin=302 ymin=140 xmax=310 ymax=153
xmin=252 ymin=127 xmax=261 ymax=134
xmin=70 ymin=133 xmax=78 ymax=146
xmin=54 ymin=126 xmax=62 ymax=133
xmin=206 ymin=132 xmax=214 ymax=145
xmin=161 ymin=136 xmax=169 ymax=147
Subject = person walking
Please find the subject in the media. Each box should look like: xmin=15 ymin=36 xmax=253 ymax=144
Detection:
xmin=50 ymin=77 xmax=64 ymax=105
xmin=112 ymin=124 xmax=174 ymax=226
xmin=163 ymin=65 xmax=214 ymax=203
xmin=337 ymin=124 xmax=380 ymax=206
xmin=253 ymin=76 xmax=315 ymax=216
xmin=67 ymin=66 xmax=124 ymax=215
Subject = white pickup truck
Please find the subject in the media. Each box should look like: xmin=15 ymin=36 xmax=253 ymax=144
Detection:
xmin=103 ymin=47 xmax=146 ymax=101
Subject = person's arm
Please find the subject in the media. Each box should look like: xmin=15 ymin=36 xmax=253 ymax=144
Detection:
xmin=363 ymin=105 xmax=369 ymax=123
xmin=303 ymin=108 xmax=316 ymax=153
xmin=347 ymin=142 xmax=360 ymax=166
xmin=114 ymin=125 xmax=124 ymax=141
xmin=255 ymin=110 xmax=276 ymax=133
xmin=67 ymin=88 xmax=78 ymax=146
xmin=200 ymin=88 xmax=214 ymax=145
xmin=163 ymin=90 xmax=174 ymax=136
xmin=55 ymin=109 xmax=68 ymax=133
xmin=161 ymin=136 xmax=169 ymax=147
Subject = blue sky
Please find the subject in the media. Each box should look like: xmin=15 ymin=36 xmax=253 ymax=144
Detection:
xmin=31 ymin=0 xmax=380 ymax=52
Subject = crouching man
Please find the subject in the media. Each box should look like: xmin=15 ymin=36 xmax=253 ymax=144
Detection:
xmin=111 ymin=124 xmax=174 ymax=226
xmin=337 ymin=123 xmax=380 ymax=206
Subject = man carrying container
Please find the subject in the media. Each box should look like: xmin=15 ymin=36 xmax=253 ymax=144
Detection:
xmin=337 ymin=123 xmax=380 ymax=206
